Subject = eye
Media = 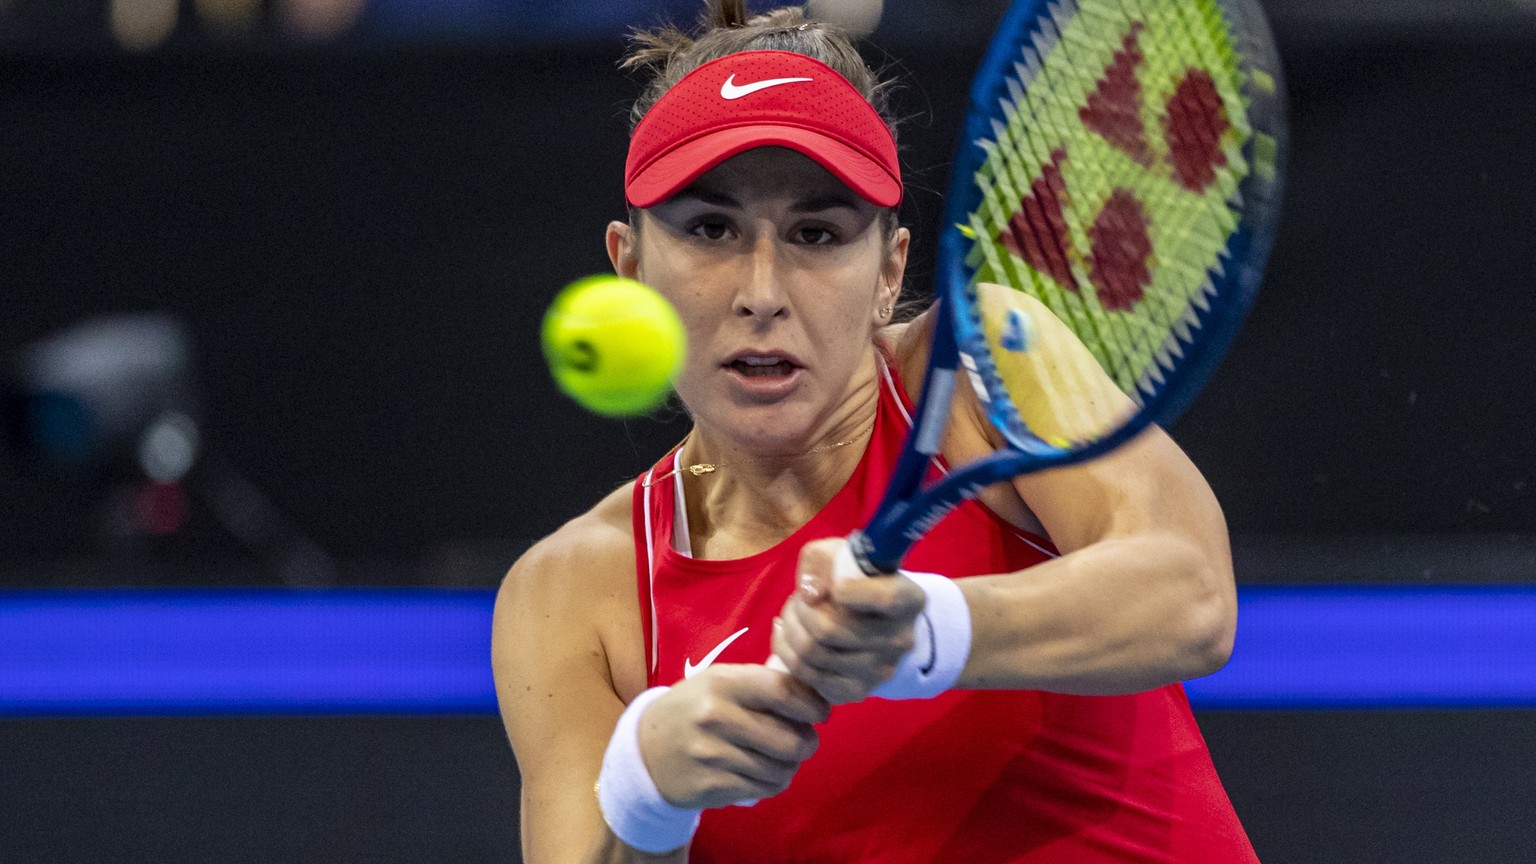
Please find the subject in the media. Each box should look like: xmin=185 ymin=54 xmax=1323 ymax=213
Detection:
xmin=795 ymin=226 xmax=837 ymax=246
xmin=688 ymin=219 xmax=732 ymax=241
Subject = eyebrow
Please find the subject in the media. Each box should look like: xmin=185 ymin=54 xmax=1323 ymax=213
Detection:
xmin=789 ymin=195 xmax=862 ymax=214
xmin=671 ymin=188 xmax=739 ymax=208
xmin=669 ymin=189 xmax=862 ymax=214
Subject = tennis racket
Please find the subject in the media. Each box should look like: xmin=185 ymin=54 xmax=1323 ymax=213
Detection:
xmin=850 ymin=0 xmax=1287 ymax=575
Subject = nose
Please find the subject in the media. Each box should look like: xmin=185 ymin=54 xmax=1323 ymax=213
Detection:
xmin=732 ymin=234 xmax=790 ymax=322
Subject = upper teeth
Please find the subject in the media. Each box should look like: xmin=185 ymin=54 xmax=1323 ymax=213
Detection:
xmin=741 ymin=357 xmax=780 ymax=366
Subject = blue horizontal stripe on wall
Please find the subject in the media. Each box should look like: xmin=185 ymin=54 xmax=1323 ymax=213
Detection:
xmin=1185 ymin=585 xmax=1536 ymax=709
xmin=0 ymin=589 xmax=499 ymax=716
xmin=1 ymin=586 xmax=1533 ymax=716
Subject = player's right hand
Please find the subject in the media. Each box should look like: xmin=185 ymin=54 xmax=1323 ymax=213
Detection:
xmin=637 ymin=664 xmax=830 ymax=809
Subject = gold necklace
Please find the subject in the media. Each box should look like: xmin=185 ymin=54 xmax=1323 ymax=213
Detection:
xmin=643 ymin=420 xmax=875 ymax=487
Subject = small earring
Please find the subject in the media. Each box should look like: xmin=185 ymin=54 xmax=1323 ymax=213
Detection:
xmin=880 ymin=306 xmax=892 ymax=317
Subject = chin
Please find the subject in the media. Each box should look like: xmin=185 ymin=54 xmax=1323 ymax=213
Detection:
xmin=734 ymin=411 xmax=815 ymax=448
xmin=708 ymin=402 xmax=818 ymax=452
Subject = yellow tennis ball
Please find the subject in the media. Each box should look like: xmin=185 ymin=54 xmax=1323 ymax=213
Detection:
xmin=541 ymin=276 xmax=686 ymax=417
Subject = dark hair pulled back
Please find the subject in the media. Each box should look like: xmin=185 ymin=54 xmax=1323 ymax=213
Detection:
xmin=620 ymin=0 xmax=908 ymax=255
xmin=621 ymin=0 xmax=899 ymax=148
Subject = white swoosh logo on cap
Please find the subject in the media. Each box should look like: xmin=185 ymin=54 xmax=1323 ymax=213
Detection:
xmin=683 ymin=627 xmax=750 ymax=679
xmin=720 ymin=74 xmax=813 ymax=100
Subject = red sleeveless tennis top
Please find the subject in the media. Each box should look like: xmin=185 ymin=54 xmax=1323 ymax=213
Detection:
xmin=631 ymin=356 xmax=1257 ymax=863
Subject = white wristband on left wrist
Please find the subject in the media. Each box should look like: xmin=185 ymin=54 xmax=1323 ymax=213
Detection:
xmin=871 ymin=569 xmax=973 ymax=700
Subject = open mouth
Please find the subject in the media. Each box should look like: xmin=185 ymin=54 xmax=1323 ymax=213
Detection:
xmin=730 ymin=357 xmax=797 ymax=378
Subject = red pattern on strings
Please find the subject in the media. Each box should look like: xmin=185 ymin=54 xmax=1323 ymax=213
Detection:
xmin=1165 ymin=69 xmax=1230 ymax=192
xmin=1079 ymin=23 xmax=1151 ymax=166
xmin=1088 ymin=189 xmax=1153 ymax=311
xmin=998 ymin=22 xmax=1232 ymax=312
xmin=998 ymin=148 xmax=1077 ymax=290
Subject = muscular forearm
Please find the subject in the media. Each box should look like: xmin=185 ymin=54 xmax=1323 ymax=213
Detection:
xmin=955 ymin=532 xmax=1236 ymax=695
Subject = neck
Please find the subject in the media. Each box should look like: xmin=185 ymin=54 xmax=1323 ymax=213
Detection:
xmin=680 ymin=366 xmax=882 ymax=559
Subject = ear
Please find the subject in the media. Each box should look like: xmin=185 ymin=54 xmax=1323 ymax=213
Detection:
xmin=606 ymin=220 xmax=640 ymax=279
xmin=875 ymin=225 xmax=911 ymax=322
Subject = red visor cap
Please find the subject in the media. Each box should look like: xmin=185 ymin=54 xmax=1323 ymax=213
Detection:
xmin=625 ymin=50 xmax=902 ymax=209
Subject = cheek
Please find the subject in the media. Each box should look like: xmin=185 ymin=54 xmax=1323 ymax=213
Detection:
xmin=643 ymin=281 xmax=718 ymax=387
xmin=833 ymin=269 xmax=887 ymax=327
xmin=633 ymin=254 xmax=706 ymax=336
xmin=804 ymin=288 xmax=880 ymax=362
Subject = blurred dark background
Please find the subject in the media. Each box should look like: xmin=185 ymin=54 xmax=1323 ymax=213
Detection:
xmin=2 ymin=1 xmax=1534 ymax=862
xmin=4 ymin=0 xmax=1533 ymax=588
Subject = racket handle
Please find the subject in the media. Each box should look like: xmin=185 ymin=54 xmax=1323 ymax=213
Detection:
xmin=847 ymin=530 xmax=897 ymax=576
xmin=766 ymin=542 xmax=874 ymax=673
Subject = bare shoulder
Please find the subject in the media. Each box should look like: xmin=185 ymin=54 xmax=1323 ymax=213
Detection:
xmin=501 ymin=483 xmax=635 ymax=602
xmin=884 ymin=295 xmax=1087 ymax=539
xmin=878 ymin=301 xmax=1004 ymax=468
xmin=493 ymin=484 xmax=650 ymax=860
xmin=493 ymin=482 xmax=647 ymax=709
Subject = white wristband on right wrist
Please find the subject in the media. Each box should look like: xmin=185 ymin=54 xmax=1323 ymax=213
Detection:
xmin=871 ymin=569 xmax=973 ymax=700
xmin=596 ymin=686 xmax=701 ymax=854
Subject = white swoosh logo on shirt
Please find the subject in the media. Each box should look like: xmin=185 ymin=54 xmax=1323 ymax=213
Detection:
xmin=683 ymin=627 xmax=750 ymax=679
xmin=720 ymin=74 xmax=813 ymax=100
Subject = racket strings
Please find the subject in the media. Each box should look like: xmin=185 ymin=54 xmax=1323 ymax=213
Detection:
xmin=1141 ymin=0 xmax=1257 ymax=393
xmin=970 ymin=43 xmax=1123 ymax=442
xmin=978 ymin=6 xmax=1139 ymax=395
xmin=979 ymin=0 xmax=1164 ymax=392
xmin=964 ymin=0 xmax=1260 ymax=428
xmin=1067 ymin=4 xmax=1170 ymax=386
xmin=1083 ymin=0 xmax=1240 ymax=356
xmin=1117 ymin=0 xmax=1243 ymax=388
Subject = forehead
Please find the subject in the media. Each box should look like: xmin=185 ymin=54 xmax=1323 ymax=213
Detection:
xmin=678 ymin=147 xmax=865 ymax=208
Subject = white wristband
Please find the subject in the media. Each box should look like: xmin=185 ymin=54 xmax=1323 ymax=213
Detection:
xmin=871 ymin=570 xmax=973 ymax=700
xmin=597 ymin=686 xmax=701 ymax=854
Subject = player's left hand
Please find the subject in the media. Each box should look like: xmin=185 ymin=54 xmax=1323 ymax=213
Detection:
xmin=770 ymin=537 xmax=927 ymax=704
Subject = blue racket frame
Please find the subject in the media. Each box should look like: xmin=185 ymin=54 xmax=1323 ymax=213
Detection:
xmin=852 ymin=0 xmax=1285 ymax=575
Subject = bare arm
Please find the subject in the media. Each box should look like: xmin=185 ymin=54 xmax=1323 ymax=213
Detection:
xmin=776 ymin=300 xmax=1236 ymax=699
xmin=954 ymin=423 xmax=1236 ymax=693
xmin=493 ymin=521 xmax=674 ymax=864
xmin=496 ymin=498 xmax=829 ymax=863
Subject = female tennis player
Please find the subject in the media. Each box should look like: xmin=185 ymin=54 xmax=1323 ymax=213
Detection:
xmin=493 ymin=3 xmax=1258 ymax=862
